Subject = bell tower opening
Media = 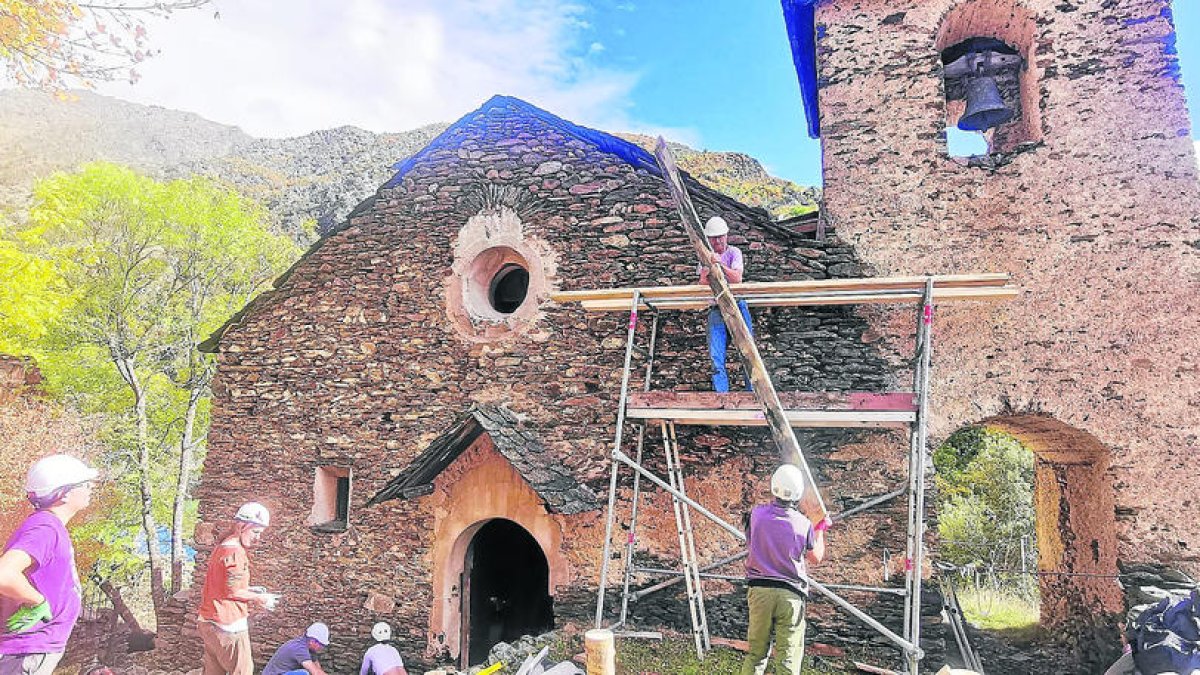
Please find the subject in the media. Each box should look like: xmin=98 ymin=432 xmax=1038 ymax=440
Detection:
xmin=935 ymin=0 xmax=1042 ymax=158
xmin=462 ymin=519 xmax=553 ymax=666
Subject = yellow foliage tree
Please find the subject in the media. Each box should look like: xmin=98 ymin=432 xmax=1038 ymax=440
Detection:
xmin=0 ymin=0 xmax=210 ymax=88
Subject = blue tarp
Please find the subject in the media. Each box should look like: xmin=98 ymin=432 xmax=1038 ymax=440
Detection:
xmin=780 ymin=0 xmax=821 ymax=139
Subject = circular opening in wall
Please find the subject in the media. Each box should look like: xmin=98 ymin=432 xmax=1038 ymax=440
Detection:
xmin=489 ymin=264 xmax=530 ymax=314
xmin=460 ymin=246 xmax=541 ymax=326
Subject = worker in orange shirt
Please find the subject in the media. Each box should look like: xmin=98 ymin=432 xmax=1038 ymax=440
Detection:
xmin=196 ymin=503 xmax=277 ymax=675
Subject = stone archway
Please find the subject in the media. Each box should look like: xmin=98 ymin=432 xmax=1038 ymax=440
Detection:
xmin=461 ymin=518 xmax=553 ymax=666
xmin=980 ymin=415 xmax=1124 ymax=629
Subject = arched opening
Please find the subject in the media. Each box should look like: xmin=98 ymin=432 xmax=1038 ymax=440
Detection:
xmin=934 ymin=427 xmax=1040 ymax=634
xmin=934 ymin=415 xmax=1123 ymax=670
xmin=462 ymin=518 xmax=553 ymax=666
xmin=935 ymin=0 xmax=1043 ymax=157
xmin=488 ymin=264 xmax=530 ymax=314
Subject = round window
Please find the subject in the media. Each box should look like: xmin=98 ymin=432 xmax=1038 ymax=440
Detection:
xmin=489 ymin=264 xmax=530 ymax=314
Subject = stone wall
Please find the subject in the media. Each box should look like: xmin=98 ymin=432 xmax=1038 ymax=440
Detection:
xmin=813 ymin=0 xmax=1200 ymax=667
xmin=142 ymin=98 xmax=931 ymax=672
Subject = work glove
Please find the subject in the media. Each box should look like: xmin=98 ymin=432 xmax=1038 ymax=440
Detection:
xmin=814 ymin=517 xmax=833 ymax=533
xmin=263 ymin=594 xmax=280 ymax=611
xmin=6 ymin=600 xmax=51 ymax=633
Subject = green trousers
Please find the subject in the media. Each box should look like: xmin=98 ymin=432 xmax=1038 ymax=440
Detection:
xmin=740 ymin=585 xmax=808 ymax=675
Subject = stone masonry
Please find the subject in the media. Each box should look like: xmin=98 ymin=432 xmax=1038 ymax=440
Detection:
xmin=144 ymin=97 xmax=941 ymax=673
xmin=809 ymin=0 xmax=1200 ymax=667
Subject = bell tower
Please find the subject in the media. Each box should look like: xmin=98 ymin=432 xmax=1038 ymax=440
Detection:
xmin=786 ymin=0 xmax=1200 ymax=656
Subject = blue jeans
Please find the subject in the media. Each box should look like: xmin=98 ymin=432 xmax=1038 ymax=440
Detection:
xmin=708 ymin=300 xmax=754 ymax=393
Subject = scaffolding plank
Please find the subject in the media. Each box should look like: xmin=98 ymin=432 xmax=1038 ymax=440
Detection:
xmin=627 ymin=408 xmax=915 ymax=428
xmin=576 ymin=286 xmax=1018 ymax=312
xmin=551 ymin=273 xmax=1011 ymax=303
xmin=628 ymin=391 xmax=918 ymax=412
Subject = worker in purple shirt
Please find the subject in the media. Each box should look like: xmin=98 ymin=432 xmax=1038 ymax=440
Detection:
xmin=741 ymin=464 xmax=830 ymax=675
xmin=0 ymin=455 xmax=99 ymax=675
xmin=697 ymin=216 xmax=754 ymax=392
xmin=262 ymin=622 xmax=330 ymax=675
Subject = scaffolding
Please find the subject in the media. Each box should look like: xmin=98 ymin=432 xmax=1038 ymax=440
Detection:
xmin=552 ymin=273 xmax=1016 ymax=674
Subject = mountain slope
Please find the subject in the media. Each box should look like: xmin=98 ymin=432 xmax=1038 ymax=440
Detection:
xmin=0 ymin=90 xmax=818 ymax=238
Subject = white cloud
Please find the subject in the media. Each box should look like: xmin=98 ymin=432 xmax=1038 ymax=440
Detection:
xmin=91 ymin=0 xmax=696 ymax=144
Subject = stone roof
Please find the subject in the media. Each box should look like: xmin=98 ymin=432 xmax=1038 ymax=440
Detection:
xmin=198 ymin=95 xmax=794 ymax=353
xmin=366 ymin=404 xmax=600 ymax=515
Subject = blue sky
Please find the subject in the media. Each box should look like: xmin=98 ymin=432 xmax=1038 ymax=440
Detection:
xmin=94 ymin=1 xmax=1200 ymax=189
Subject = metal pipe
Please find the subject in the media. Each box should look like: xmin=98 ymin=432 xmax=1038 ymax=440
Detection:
xmin=614 ymin=448 xmax=921 ymax=658
xmin=906 ymin=278 xmax=936 ymax=675
xmin=595 ymin=290 xmax=642 ymax=628
xmin=618 ymin=315 xmax=660 ymax=625
xmin=832 ymin=487 xmax=906 ymax=522
xmin=612 ymin=449 xmax=744 ymax=541
xmin=632 ymin=568 xmax=904 ymax=596
xmin=629 ymin=551 xmax=747 ymax=601
xmin=808 ymin=577 xmax=922 ymax=659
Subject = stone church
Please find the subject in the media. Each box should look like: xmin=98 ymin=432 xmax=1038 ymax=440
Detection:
xmin=146 ymin=0 xmax=1198 ymax=673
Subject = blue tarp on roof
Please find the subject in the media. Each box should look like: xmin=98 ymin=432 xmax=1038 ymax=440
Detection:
xmin=384 ymin=95 xmax=662 ymax=189
xmin=781 ymin=0 xmax=821 ymax=139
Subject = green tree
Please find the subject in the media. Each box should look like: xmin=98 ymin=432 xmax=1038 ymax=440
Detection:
xmin=934 ymin=427 xmax=1036 ymax=572
xmin=21 ymin=163 xmax=298 ymax=608
xmin=0 ymin=222 xmax=69 ymax=355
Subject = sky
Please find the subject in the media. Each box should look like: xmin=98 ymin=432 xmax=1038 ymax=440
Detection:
xmin=84 ymin=1 xmax=1200 ymax=188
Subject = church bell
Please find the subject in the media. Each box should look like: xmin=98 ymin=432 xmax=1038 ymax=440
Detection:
xmin=958 ymin=75 xmax=1013 ymax=132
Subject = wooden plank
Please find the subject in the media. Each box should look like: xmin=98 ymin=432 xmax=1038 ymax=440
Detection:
xmin=627 ymin=391 xmax=918 ymax=412
xmin=625 ymin=408 xmax=915 ymax=429
xmin=550 ymin=273 xmax=1012 ymax=304
xmin=653 ymin=137 xmax=827 ymax=522
xmin=577 ymin=286 xmax=1019 ymax=312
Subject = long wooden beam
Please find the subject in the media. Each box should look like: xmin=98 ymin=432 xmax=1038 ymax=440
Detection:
xmin=626 ymin=408 xmax=914 ymax=429
xmin=551 ymin=273 xmax=1012 ymax=304
xmin=627 ymin=391 xmax=917 ymax=429
xmin=627 ymin=391 xmax=918 ymax=411
xmin=578 ymin=286 xmax=1018 ymax=312
xmin=654 ymin=137 xmax=827 ymax=522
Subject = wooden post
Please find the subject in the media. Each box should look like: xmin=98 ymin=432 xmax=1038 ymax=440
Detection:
xmin=653 ymin=137 xmax=828 ymax=522
xmin=585 ymin=628 xmax=616 ymax=675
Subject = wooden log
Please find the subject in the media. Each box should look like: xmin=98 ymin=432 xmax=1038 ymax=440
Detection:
xmin=653 ymin=137 xmax=827 ymax=521
xmin=584 ymin=628 xmax=616 ymax=675
xmin=97 ymin=578 xmax=143 ymax=633
xmin=550 ymin=273 xmax=1012 ymax=303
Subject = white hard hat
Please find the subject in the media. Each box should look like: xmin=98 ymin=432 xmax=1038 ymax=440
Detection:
xmin=771 ymin=464 xmax=805 ymax=502
xmin=26 ymin=455 xmax=99 ymax=498
xmin=371 ymin=622 xmax=391 ymax=642
xmin=703 ymin=216 xmax=729 ymax=237
xmin=235 ymin=502 xmax=270 ymax=527
xmin=306 ymin=622 xmax=330 ymax=646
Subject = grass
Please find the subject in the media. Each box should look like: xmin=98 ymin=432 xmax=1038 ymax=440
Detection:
xmin=542 ymin=631 xmax=855 ymax=675
xmin=957 ymin=585 xmax=1041 ymax=637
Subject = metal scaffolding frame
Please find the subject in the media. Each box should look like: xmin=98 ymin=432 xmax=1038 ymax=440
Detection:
xmin=587 ymin=279 xmax=944 ymax=673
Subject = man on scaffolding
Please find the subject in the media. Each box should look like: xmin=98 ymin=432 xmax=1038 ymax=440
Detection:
xmin=741 ymin=464 xmax=830 ymax=675
xmin=698 ymin=215 xmax=753 ymax=392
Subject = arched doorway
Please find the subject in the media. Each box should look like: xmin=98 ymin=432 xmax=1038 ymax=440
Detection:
xmin=933 ymin=415 xmax=1124 ymax=671
xmin=462 ymin=518 xmax=553 ymax=666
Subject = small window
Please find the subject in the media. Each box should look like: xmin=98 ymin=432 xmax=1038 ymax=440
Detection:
xmin=489 ymin=264 xmax=530 ymax=314
xmin=309 ymin=466 xmax=351 ymax=532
